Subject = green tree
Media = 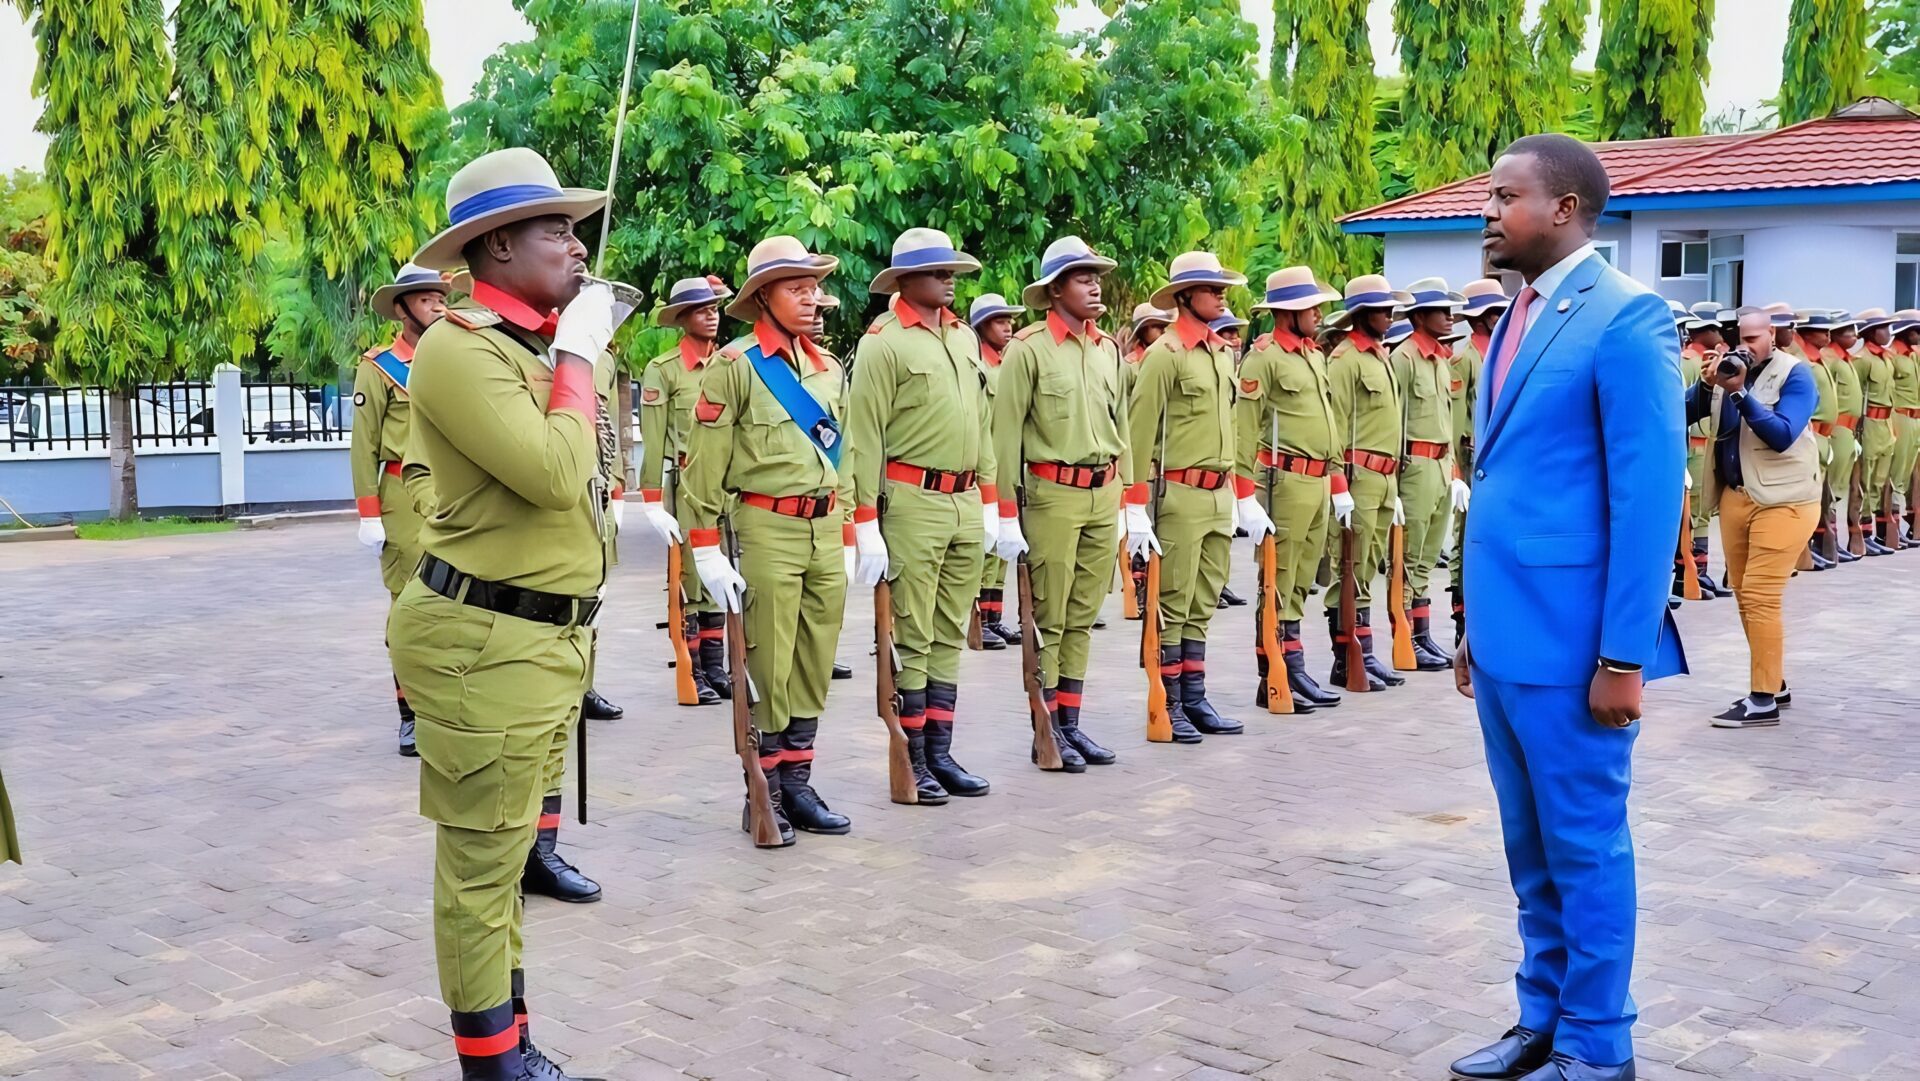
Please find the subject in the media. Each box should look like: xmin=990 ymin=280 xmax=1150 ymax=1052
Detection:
xmin=274 ymin=0 xmax=446 ymax=378
xmin=1865 ymin=0 xmax=1920 ymax=105
xmin=1393 ymin=0 xmax=1533 ymax=190
xmin=153 ymin=0 xmax=291 ymax=368
xmin=1269 ymin=0 xmax=1378 ymax=279
xmin=1530 ymin=0 xmax=1592 ymax=131
xmin=1594 ymin=0 xmax=1714 ymax=139
xmin=0 ymin=170 xmax=54 ymax=379
xmin=13 ymin=0 xmax=174 ymax=517
xmin=1780 ymin=0 xmax=1868 ymax=123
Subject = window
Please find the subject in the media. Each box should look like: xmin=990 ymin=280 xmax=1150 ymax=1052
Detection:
xmin=1709 ymin=234 xmax=1745 ymax=307
xmin=1661 ymin=239 xmax=1708 ymax=279
xmin=1592 ymin=241 xmax=1619 ymax=266
xmin=1899 ymin=234 xmax=1920 ymax=310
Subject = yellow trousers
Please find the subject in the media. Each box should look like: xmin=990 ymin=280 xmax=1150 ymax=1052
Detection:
xmin=1717 ymin=490 xmax=1819 ymax=696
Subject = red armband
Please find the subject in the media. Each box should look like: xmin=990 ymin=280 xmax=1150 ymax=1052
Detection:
xmin=854 ymin=504 xmax=879 ymax=524
xmin=640 ymin=488 xmax=663 ymax=503
xmin=610 ymin=483 xmax=623 ymax=501
xmin=843 ymin=522 xmax=857 ymax=546
xmin=548 ymin=358 xmax=596 ymax=418
xmin=356 ymin=496 xmax=382 ymax=519
xmin=999 ymin=498 xmax=1018 ymax=518
xmin=1232 ymin=474 xmax=1256 ymax=500
xmin=1124 ymin=483 xmax=1150 ymax=506
xmin=1330 ymin=473 xmax=1349 ymax=495
xmin=979 ymin=484 xmax=998 ymax=506
xmin=688 ymin=527 xmax=721 ymax=548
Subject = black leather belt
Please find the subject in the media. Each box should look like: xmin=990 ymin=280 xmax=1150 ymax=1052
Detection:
xmin=419 ymin=555 xmax=601 ymax=628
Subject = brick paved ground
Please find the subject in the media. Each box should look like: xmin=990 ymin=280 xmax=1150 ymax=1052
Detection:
xmin=2 ymin=523 xmax=1917 ymax=1081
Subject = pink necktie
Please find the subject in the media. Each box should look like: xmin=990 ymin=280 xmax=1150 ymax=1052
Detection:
xmin=1487 ymin=286 xmax=1538 ymax=409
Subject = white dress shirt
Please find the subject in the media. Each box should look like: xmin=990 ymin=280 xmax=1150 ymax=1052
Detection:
xmin=1518 ymin=242 xmax=1597 ymax=339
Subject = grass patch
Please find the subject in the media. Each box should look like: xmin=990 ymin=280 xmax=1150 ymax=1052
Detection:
xmin=74 ymin=516 xmax=235 ymax=541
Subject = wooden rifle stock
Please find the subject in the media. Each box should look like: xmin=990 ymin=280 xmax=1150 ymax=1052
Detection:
xmin=1338 ymin=523 xmax=1369 ymax=693
xmin=576 ymin=690 xmax=588 ymax=824
xmin=725 ymin=521 xmax=781 ymax=848
xmin=966 ymin=602 xmax=984 ymax=650
xmin=873 ymin=579 xmax=917 ymax=805
xmin=1119 ymin=544 xmax=1140 ymax=620
xmin=1679 ymin=487 xmax=1702 ymax=600
xmin=1258 ymin=537 xmax=1289 ymax=714
xmin=1143 ymin=550 xmax=1173 ymax=740
xmin=662 ymin=465 xmax=700 ymax=704
xmin=1017 ymin=558 xmax=1062 ymax=770
xmin=1388 ymin=524 xmax=1417 ymax=671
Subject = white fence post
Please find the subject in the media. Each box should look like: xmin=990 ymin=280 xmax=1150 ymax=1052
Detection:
xmin=214 ymin=365 xmax=246 ymax=513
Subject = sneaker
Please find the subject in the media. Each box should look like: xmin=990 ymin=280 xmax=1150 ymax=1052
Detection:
xmin=1712 ymin=701 xmax=1780 ymax=728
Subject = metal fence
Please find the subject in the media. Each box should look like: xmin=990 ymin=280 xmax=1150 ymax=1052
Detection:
xmin=1 ymin=383 xmax=216 ymax=453
xmin=240 ymin=380 xmax=351 ymax=444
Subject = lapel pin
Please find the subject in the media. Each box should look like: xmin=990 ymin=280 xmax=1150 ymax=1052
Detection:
xmin=1556 ymin=298 xmax=1571 ymax=313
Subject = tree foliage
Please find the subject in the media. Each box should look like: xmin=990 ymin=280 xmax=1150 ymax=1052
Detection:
xmin=1594 ymin=0 xmax=1714 ymax=139
xmin=1780 ymin=0 xmax=1868 ymax=123
xmin=1393 ymin=0 xmax=1533 ymax=191
xmin=1269 ymin=0 xmax=1379 ymax=280
xmin=1864 ymin=0 xmax=1918 ymax=106
xmin=1530 ymin=0 xmax=1592 ymax=132
xmin=0 ymin=170 xmax=54 ymax=378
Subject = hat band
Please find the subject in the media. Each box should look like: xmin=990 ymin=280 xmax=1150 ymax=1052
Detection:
xmin=395 ymin=270 xmax=444 ymax=287
xmin=1344 ymin=290 xmax=1393 ymax=309
xmin=748 ymin=256 xmax=825 ymax=278
xmin=667 ymin=288 xmax=720 ymax=306
xmin=1169 ymin=268 xmax=1229 ymax=284
xmin=1407 ymin=290 xmax=1454 ymax=306
xmin=449 ymin=183 xmax=569 ymax=226
xmin=970 ymin=306 xmax=1017 ymax=326
xmin=1463 ymin=294 xmax=1507 ymax=311
xmin=891 ymin=246 xmax=965 ymax=270
xmin=1040 ymin=250 xmax=1102 ymax=277
xmin=1265 ymin=282 xmax=1326 ymax=303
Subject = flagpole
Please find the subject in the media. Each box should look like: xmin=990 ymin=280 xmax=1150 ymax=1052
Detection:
xmin=595 ymin=0 xmax=644 ymax=278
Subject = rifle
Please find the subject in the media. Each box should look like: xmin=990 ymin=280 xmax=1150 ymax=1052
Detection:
xmin=1119 ymin=545 xmax=1140 ymax=621
xmin=577 ymin=677 xmax=589 ymax=824
xmin=1338 ymin=365 xmax=1369 ymax=694
xmin=724 ymin=517 xmax=781 ymax=848
xmin=1678 ymin=486 xmax=1702 ymax=600
xmin=661 ymin=461 xmax=700 ymax=705
xmin=1144 ymin=409 xmax=1173 ymax=741
xmin=1016 ymin=552 xmax=1062 ymax=769
xmin=966 ymin=600 xmax=985 ymax=650
xmin=1387 ymin=348 xmax=1417 ymax=672
xmin=873 ymin=570 xmax=918 ymax=805
xmin=1847 ymin=457 xmax=1866 ymax=556
xmin=1258 ymin=410 xmax=1290 ymax=714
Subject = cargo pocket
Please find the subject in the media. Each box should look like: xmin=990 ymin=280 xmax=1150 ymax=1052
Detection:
xmin=416 ymin=720 xmax=512 ymax=830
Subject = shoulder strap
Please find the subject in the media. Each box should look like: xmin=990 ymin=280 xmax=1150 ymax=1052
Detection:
xmin=743 ymin=343 xmax=843 ymax=468
xmin=366 ymin=349 xmax=411 ymax=396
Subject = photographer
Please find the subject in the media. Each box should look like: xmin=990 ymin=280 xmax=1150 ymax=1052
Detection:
xmin=1686 ymin=307 xmax=1822 ymax=728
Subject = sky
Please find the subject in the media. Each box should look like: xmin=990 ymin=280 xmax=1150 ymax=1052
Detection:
xmin=1 ymin=0 xmax=1794 ymax=176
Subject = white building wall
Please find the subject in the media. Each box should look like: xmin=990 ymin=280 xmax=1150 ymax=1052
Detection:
xmin=1740 ymin=226 xmax=1897 ymax=311
xmin=1381 ymin=231 xmax=1490 ymax=291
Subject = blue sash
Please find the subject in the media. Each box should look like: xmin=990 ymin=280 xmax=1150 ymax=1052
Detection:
xmin=743 ymin=343 xmax=842 ymax=468
xmin=368 ymin=349 xmax=411 ymax=396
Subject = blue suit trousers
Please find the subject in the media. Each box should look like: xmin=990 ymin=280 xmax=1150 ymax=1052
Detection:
xmin=1472 ymin=667 xmax=1638 ymax=1067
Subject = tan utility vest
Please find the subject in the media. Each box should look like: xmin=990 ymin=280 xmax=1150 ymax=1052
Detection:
xmin=1704 ymin=352 xmax=1821 ymax=509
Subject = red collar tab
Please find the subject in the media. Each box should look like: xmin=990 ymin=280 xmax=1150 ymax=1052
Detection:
xmin=1172 ymin=311 xmax=1224 ymax=351
xmin=679 ymin=336 xmax=714 ymax=371
xmin=981 ymin=342 xmax=1003 ymax=367
xmin=1411 ymin=330 xmax=1451 ymax=360
xmin=893 ymin=294 xmax=960 ymax=330
xmin=1865 ymin=341 xmax=1888 ymax=357
xmin=1347 ymin=330 xmax=1380 ymax=353
xmin=388 ymin=335 xmax=415 ymax=362
xmin=1047 ymin=309 xmax=1104 ymax=345
xmin=1271 ymin=327 xmax=1307 ymax=353
xmin=754 ymin=316 xmax=827 ymax=372
xmin=471 ymin=280 xmax=559 ymax=336
xmin=1472 ymin=331 xmax=1491 ymax=356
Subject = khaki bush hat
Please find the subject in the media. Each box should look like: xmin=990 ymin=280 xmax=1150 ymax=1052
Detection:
xmin=1251 ymin=267 xmax=1339 ymax=312
xmin=1855 ymin=307 xmax=1895 ymax=331
xmin=726 ymin=235 xmax=840 ymax=321
xmin=1400 ymin=276 xmax=1467 ymax=313
xmin=1891 ymin=309 xmax=1920 ymax=333
xmin=413 ymin=148 xmax=607 ymax=271
xmin=1022 ymin=236 xmax=1117 ymax=308
xmin=868 ymin=228 xmax=982 ymax=294
xmin=969 ymin=293 xmax=1023 ymax=327
xmin=1685 ymin=300 xmax=1730 ymax=331
xmin=369 ymin=262 xmax=451 ymax=317
xmin=1149 ymin=251 xmax=1247 ymax=310
xmin=1461 ymin=278 xmax=1511 ymax=315
xmin=656 ymin=275 xmax=735 ymax=327
xmin=1340 ymin=274 xmax=1411 ymax=313
xmin=1130 ymin=302 xmax=1174 ymax=331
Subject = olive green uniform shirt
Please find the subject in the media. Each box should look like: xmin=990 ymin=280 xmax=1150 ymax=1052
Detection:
xmin=638 ymin=337 xmax=717 ymax=502
xmin=1390 ymin=332 xmax=1455 ymax=450
xmin=1858 ymin=344 xmax=1897 ymax=407
xmin=1327 ymin=332 xmax=1402 ymax=457
xmin=847 ymin=299 xmax=997 ymax=512
xmin=1451 ymin=335 xmax=1484 ymax=450
xmin=1825 ymin=344 xmax=1864 ymax=416
xmin=351 ymin=338 xmax=413 ymax=506
xmin=991 ymin=312 xmax=1132 ymax=510
xmin=1233 ymin=329 xmax=1341 ymax=474
xmin=1126 ymin=315 xmax=1237 ymax=486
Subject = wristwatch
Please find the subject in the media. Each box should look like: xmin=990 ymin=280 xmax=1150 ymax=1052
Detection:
xmin=1597 ymin=656 xmax=1642 ymax=675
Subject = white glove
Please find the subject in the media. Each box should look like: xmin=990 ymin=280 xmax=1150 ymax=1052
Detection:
xmin=357 ymin=516 xmax=385 ymax=551
xmin=610 ymin=498 xmax=626 ymax=530
xmin=1234 ymin=495 xmax=1274 ymax=541
xmin=1331 ymin=487 xmax=1355 ymax=529
xmin=844 ymin=544 xmax=858 ymax=580
xmin=639 ymin=496 xmax=681 ymax=544
xmin=854 ymin=518 xmax=890 ymax=586
xmin=693 ymin=544 xmax=746 ymax=612
xmin=1392 ymin=497 xmax=1406 ymax=526
xmin=980 ymin=501 xmax=1000 ymax=550
xmin=552 ymin=281 xmax=615 ymax=365
xmin=1450 ymin=479 xmax=1471 ymax=513
xmin=1124 ymin=502 xmax=1161 ymax=557
xmin=995 ymin=515 xmax=1030 ymax=562
xmin=1683 ymin=463 xmax=1694 ymax=490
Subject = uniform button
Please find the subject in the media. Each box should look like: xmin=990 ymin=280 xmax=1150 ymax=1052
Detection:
xmin=1475 ymin=469 xmax=1486 ymax=481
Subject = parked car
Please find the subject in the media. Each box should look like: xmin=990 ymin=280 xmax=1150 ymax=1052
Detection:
xmin=5 ymin=391 xmax=181 ymax=448
xmin=176 ymin=387 xmax=336 ymax=443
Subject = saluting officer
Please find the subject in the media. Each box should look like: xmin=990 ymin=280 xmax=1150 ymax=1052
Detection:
xmin=1389 ymin=277 xmax=1469 ymax=669
xmin=1893 ymin=310 xmax=1920 ymax=546
xmin=1447 ymin=279 xmax=1507 ymax=640
xmin=1853 ymin=309 xmax=1900 ymax=553
xmin=1125 ymin=251 xmax=1253 ymax=741
xmin=393 ymin=147 xmax=616 ymax=1081
xmin=846 ymin=229 xmax=999 ymax=804
xmin=1323 ymin=275 xmax=1411 ymax=690
xmin=1235 ymin=266 xmax=1346 ymax=713
xmin=636 ymin=275 xmax=737 ymax=705
xmin=970 ymin=292 xmax=1026 ymax=647
xmin=991 ymin=236 xmax=1130 ymax=772
xmin=352 ymin=263 xmax=450 ymax=757
xmin=684 ymin=236 xmax=855 ymax=845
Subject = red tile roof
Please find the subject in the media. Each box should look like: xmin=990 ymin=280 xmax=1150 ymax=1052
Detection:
xmin=1343 ymin=100 xmax=1920 ymax=225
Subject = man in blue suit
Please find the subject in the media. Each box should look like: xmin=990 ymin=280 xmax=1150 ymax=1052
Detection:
xmin=1447 ymin=134 xmax=1687 ymax=1081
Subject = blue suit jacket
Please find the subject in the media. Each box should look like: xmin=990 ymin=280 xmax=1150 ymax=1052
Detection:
xmin=1463 ymin=253 xmax=1688 ymax=687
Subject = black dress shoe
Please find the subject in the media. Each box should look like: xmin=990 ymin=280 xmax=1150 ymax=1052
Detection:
xmin=1835 ymin=545 xmax=1861 ymax=562
xmin=1516 ymin=1051 xmax=1635 ymax=1080
xmin=1219 ymin=586 xmax=1248 ymax=606
xmin=523 ymin=832 xmax=602 ymax=904
xmin=1449 ymin=1025 xmax=1553 ymax=1080
xmin=832 ymin=662 xmax=853 ymax=680
xmin=783 ymin=785 xmax=852 ymax=833
xmin=1033 ymin=722 xmax=1087 ymax=772
xmin=1059 ymin=724 xmax=1116 ymax=765
xmin=976 ymin=621 xmax=1009 ymax=650
xmin=1864 ymin=535 xmax=1895 ymax=556
xmin=581 ymin=689 xmax=622 ymax=721
xmin=1362 ymin=653 xmax=1406 ymax=687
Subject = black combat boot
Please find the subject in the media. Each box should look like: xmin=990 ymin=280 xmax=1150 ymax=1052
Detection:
xmin=925 ymin=681 xmax=990 ymax=795
xmin=1865 ymin=513 xmax=1896 ymax=555
xmin=1326 ymin=608 xmax=1382 ymax=691
xmin=523 ymin=795 xmax=601 ymax=903
xmin=778 ymin=718 xmax=851 ymax=834
xmin=1357 ymin=608 xmax=1405 ymax=687
xmin=1054 ymin=677 xmax=1116 ymax=764
xmin=832 ymin=662 xmax=854 ymax=679
xmin=1033 ymin=686 xmax=1089 ymax=772
xmin=983 ymin=589 xmax=1019 ymax=643
xmin=1179 ymin=640 xmax=1242 ymax=734
xmin=512 ymin=970 xmax=603 ymax=1081
xmin=1449 ymin=585 xmax=1467 ymax=645
xmin=1162 ymin=643 xmax=1203 ymax=742
xmin=1409 ymin=596 xmax=1453 ymax=670
xmin=742 ymin=730 xmax=795 ymax=847
xmin=395 ymin=676 xmax=417 ymax=757
xmin=973 ymin=597 xmax=1008 ymax=648
xmin=1219 ymin=585 xmax=1248 ymax=607
xmin=1283 ymin=621 xmax=1341 ymax=707
xmin=450 ymin=1001 xmax=523 ymax=1081
xmin=683 ymin=615 xmax=719 ymax=705
xmin=1693 ymin=537 xmax=1727 ymax=593
xmin=898 ymin=689 xmax=948 ymax=804
xmin=697 ymin=612 xmax=731 ymax=699
xmin=581 ymin=688 xmax=622 ymax=721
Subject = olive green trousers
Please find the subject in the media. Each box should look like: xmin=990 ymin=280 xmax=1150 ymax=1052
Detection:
xmin=1022 ymin=475 xmax=1122 ymax=686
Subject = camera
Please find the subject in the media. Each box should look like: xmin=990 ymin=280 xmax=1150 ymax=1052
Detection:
xmin=1716 ymin=348 xmax=1753 ymax=381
